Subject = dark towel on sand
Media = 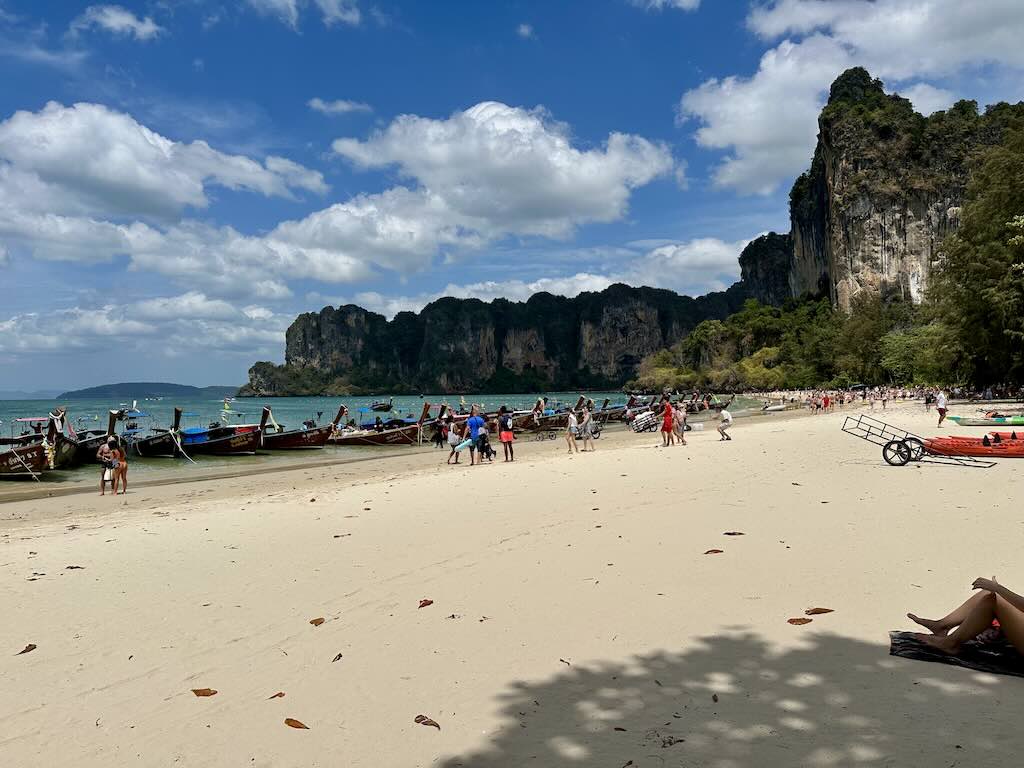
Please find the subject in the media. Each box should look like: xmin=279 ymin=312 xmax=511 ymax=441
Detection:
xmin=889 ymin=631 xmax=1024 ymax=678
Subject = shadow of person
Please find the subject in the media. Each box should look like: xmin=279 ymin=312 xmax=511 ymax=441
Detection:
xmin=438 ymin=631 xmax=1021 ymax=767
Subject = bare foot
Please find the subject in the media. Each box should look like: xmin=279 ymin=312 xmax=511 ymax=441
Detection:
xmin=907 ymin=613 xmax=948 ymax=636
xmin=913 ymin=632 xmax=959 ymax=654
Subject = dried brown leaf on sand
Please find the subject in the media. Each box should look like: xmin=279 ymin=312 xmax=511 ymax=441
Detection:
xmin=414 ymin=714 xmax=441 ymax=730
xmin=310 ymin=617 xmax=325 ymax=627
xmin=704 ymin=549 xmax=724 ymax=555
xmin=418 ymin=599 xmax=433 ymax=609
xmin=191 ymin=688 xmax=217 ymax=697
xmin=723 ymin=531 xmax=745 ymax=536
xmin=268 ymin=692 xmax=286 ymax=699
xmin=805 ymin=607 xmax=834 ymax=616
xmin=332 ymin=653 xmax=343 ymax=663
xmin=16 ymin=644 xmax=36 ymax=655
xmin=285 ymin=718 xmax=309 ymax=729
xmin=787 ymin=618 xmax=813 ymax=626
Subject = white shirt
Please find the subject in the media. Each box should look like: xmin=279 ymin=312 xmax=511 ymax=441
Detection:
xmin=937 ymin=392 xmax=947 ymax=409
xmin=720 ymin=409 xmax=733 ymax=424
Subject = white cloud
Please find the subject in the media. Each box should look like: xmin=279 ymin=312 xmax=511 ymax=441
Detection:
xmin=333 ymin=101 xmax=676 ymax=238
xmin=311 ymin=236 xmax=750 ymax=319
xmin=69 ymin=5 xmax=163 ymax=41
xmin=631 ymin=0 xmax=701 ymax=11
xmin=0 ymin=101 xmax=326 ymax=221
xmin=0 ymin=294 xmax=291 ymax=358
xmin=307 ymin=97 xmax=372 ymax=115
xmin=246 ymin=0 xmax=360 ymax=28
xmin=517 ymin=23 xmax=534 ymax=39
xmin=683 ymin=0 xmax=1024 ymax=195
xmin=680 ymin=35 xmax=848 ymax=195
xmin=246 ymin=0 xmax=299 ymax=28
xmin=898 ymin=82 xmax=956 ymax=115
xmin=0 ymin=244 xmax=7 ymax=266
xmin=314 ymin=0 xmax=360 ymax=26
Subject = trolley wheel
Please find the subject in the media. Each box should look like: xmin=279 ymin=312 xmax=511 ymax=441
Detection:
xmin=883 ymin=440 xmax=912 ymax=466
xmin=547 ymin=432 xmax=557 ymax=441
xmin=904 ymin=437 xmax=926 ymax=462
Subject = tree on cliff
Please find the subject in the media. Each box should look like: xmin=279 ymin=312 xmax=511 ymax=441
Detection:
xmin=932 ymin=126 xmax=1024 ymax=382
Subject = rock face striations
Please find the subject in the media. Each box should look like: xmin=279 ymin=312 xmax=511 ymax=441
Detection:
xmin=241 ymin=283 xmax=750 ymax=395
xmin=784 ymin=68 xmax=1024 ymax=311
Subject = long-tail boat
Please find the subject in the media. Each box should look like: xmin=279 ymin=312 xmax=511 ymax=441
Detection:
xmin=180 ymin=408 xmax=269 ymax=456
xmin=261 ymin=405 xmax=347 ymax=450
xmin=46 ymin=409 xmax=117 ymax=468
xmin=0 ymin=443 xmax=47 ymax=478
xmin=130 ymin=408 xmax=186 ymax=458
xmin=370 ymin=397 xmax=394 ymax=412
xmin=329 ymin=403 xmax=432 ymax=446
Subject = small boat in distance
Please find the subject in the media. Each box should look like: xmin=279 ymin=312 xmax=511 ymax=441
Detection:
xmin=370 ymin=397 xmax=394 ymax=412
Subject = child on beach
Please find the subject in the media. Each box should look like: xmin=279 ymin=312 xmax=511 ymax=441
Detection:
xmin=445 ymin=418 xmax=462 ymax=465
xmin=717 ymin=395 xmax=736 ymax=441
xmin=498 ymin=406 xmax=515 ymax=462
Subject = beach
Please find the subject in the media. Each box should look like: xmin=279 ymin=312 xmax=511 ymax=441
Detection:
xmin=2 ymin=400 xmax=1022 ymax=767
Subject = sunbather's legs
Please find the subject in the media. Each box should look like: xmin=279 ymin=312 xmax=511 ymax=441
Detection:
xmin=914 ymin=592 xmax=1024 ymax=654
xmin=908 ymin=591 xmax=990 ymax=636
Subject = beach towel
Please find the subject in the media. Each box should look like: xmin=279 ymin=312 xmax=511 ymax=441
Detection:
xmin=888 ymin=631 xmax=1024 ymax=678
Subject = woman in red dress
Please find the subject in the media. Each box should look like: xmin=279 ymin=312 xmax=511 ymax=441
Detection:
xmin=660 ymin=396 xmax=674 ymax=447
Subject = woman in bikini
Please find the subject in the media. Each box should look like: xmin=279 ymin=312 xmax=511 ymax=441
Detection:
xmin=909 ymin=576 xmax=1024 ymax=655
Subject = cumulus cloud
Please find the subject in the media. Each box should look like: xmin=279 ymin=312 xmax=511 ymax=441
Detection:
xmin=334 ymin=101 xmax=676 ymax=238
xmin=69 ymin=5 xmax=163 ymax=41
xmin=682 ymin=0 xmax=1024 ymax=195
xmin=1 ymin=100 xmax=673 ymax=299
xmin=898 ymin=82 xmax=956 ymax=115
xmin=0 ymin=102 xmax=326 ymax=222
xmin=0 ymin=293 xmax=291 ymax=358
xmin=307 ymin=97 xmax=372 ymax=115
xmin=246 ymin=0 xmax=360 ymax=28
xmin=517 ymin=23 xmax=535 ymax=39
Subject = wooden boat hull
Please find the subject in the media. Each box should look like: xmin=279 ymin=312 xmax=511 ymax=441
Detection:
xmin=0 ymin=444 xmax=47 ymax=477
xmin=131 ymin=431 xmax=183 ymax=458
xmin=329 ymin=424 xmax=419 ymax=446
xmin=183 ymin=430 xmax=261 ymax=456
xmin=262 ymin=424 xmax=334 ymax=450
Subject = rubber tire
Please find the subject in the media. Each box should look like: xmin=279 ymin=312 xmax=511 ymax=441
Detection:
xmin=904 ymin=437 xmax=926 ymax=462
xmin=883 ymin=440 xmax=912 ymax=466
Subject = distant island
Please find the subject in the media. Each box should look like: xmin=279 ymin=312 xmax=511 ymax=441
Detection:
xmin=57 ymin=382 xmax=240 ymax=400
xmin=0 ymin=389 xmax=63 ymax=400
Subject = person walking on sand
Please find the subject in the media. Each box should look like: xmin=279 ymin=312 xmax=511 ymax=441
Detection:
xmin=498 ymin=406 xmax=515 ymax=462
xmin=936 ymin=388 xmax=948 ymax=427
xmin=660 ymin=397 xmax=674 ymax=447
xmin=565 ymin=409 xmax=579 ymax=454
xmin=717 ymin=397 xmax=735 ymax=441
xmin=673 ymin=401 xmax=688 ymax=446
xmin=445 ymin=415 xmax=462 ymax=465
xmin=581 ymin=404 xmax=596 ymax=452
xmin=908 ymin=576 xmax=1024 ymax=656
xmin=466 ymin=406 xmax=486 ymax=467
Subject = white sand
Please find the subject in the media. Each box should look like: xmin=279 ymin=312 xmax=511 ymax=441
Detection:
xmin=2 ymin=401 xmax=1022 ymax=767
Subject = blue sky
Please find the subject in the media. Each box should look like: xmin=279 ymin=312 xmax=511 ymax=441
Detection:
xmin=0 ymin=0 xmax=1022 ymax=389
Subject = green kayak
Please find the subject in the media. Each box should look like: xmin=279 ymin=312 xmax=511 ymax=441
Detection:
xmin=947 ymin=414 xmax=1024 ymax=427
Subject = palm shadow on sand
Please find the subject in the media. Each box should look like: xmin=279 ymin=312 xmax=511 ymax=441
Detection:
xmin=438 ymin=631 xmax=1021 ymax=767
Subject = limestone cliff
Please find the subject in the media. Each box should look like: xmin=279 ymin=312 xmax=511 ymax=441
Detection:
xmin=240 ymin=283 xmax=750 ymax=395
xmin=788 ymin=68 xmax=1024 ymax=311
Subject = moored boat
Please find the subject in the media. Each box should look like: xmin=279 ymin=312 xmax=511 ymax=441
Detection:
xmin=0 ymin=443 xmax=47 ymax=478
xmin=329 ymin=403 xmax=431 ymax=446
xmin=261 ymin=405 xmax=347 ymax=450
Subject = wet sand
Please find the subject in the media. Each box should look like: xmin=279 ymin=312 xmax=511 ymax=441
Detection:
xmin=2 ymin=401 xmax=1022 ymax=767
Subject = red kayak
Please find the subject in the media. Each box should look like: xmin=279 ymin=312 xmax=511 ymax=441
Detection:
xmin=926 ymin=434 xmax=1024 ymax=458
